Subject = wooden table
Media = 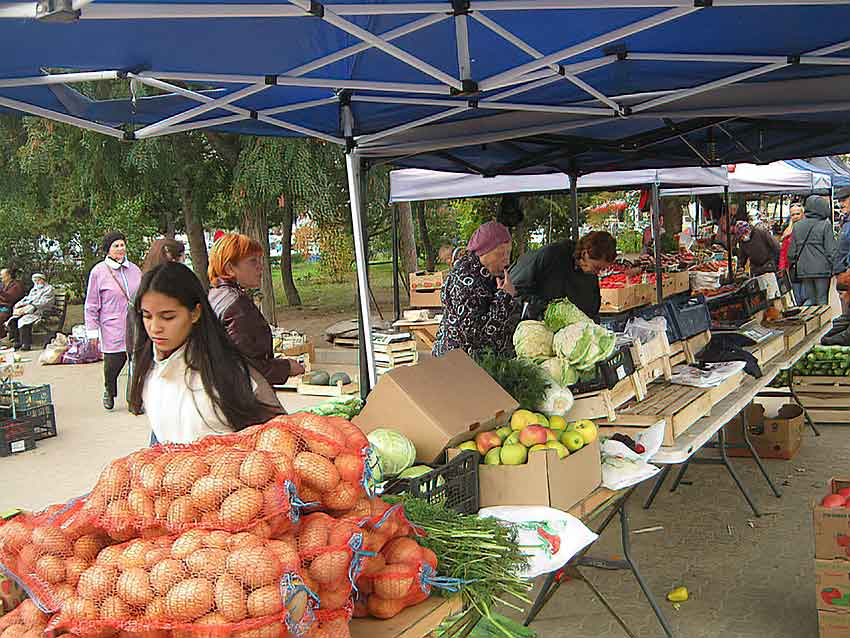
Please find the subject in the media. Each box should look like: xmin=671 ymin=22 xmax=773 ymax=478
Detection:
xmin=350 ymin=596 xmax=463 ymax=638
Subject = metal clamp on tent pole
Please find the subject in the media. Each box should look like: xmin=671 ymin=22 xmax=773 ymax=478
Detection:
xmin=35 ymin=0 xmax=79 ymax=22
xmin=450 ymin=80 xmax=479 ymax=96
xmin=307 ymin=0 xmax=324 ymax=18
xmin=450 ymin=0 xmax=469 ymax=15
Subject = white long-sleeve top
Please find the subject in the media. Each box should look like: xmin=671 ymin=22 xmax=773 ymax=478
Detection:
xmin=143 ymin=345 xmax=235 ymax=444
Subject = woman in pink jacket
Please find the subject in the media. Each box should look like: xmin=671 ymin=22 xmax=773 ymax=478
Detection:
xmin=85 ymin=232 xmax=142 ymax=411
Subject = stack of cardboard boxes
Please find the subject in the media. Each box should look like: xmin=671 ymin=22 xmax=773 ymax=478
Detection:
xmin=815 ymin=479 xmax=850 ymax=637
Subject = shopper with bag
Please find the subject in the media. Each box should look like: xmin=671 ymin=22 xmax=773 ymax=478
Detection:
xmin=84 ymin=232 xmax=142 ymax=411
xmin=787 ymin=195 xmax=838 ymax=306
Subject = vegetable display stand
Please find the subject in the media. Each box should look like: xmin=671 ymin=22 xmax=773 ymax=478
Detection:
xmin=792 ymin=377 xmax=850 ymax=424
xmin=632 ymin=356 xmax=673 ymax=399
xmin=351 ymin=596 xmax=463 ymax=638
xmin=569 ymin=375 xmax=640 ymax=422
xmin=669 ymin=341 xmax=687 ymax=366
xmin=628 ymin=331 xmax=672 ymax=369
xmin=601 ymin=382 xmax=713 ymax=446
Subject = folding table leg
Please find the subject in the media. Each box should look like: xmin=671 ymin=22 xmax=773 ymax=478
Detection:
xmin=670 ymin=459 xmax=691 ymax=493
xmin=718 ymin=428 xmax=761 ymax=517
xmin=643 ymin=464 xmax=672 ymax=510
xmin=740 ymin=412 xmax=782 ymax=498
xmin=788 ymin=372 xmax=820 ymax=436
xmin=523 ymin=571 xmax=558 ymax=626
xmin=620 ymin=502 xmax=674 ymax=638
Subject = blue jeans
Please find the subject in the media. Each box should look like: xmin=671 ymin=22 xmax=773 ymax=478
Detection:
xmin=802 ymin=278 xmax=831 ymax=306
xmin=792 ymin=282 xmax=806 ymax=306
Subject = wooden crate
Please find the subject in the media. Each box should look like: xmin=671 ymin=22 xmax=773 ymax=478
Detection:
xmin=707 ymin=371 xmax=745 ymax=404
xmin=683 ymin=330 xmax=711 ymax=364
xmin=297 ymin=380 xmax=359 ymax=397
xmin=755 ymin=333 xmax=786 ymax=365
xmin=633 ymin=356 xmax=673 ymax=398
xmin=794 ymin=376 xmax=850 ymax=424
xmin=603 ymin=382 xmax=713 ymax=446
xmin=782 ymin=324 xmax=806 ymax=352
xmin=670 ymin=351 xmax=687 ymax=366
xmin=568 ymin=376 xmax=639 ymax=422
xmin=629 ymin=331 xmax=672 ymax=368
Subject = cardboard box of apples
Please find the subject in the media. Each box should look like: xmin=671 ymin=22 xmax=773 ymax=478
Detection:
xmin=448 ymin=409 xmax=602 ymax=511
xmin=455 ymin=409 xmax=598 ymax=466
xmin=815 ymin=478 xmax=850 ymax=561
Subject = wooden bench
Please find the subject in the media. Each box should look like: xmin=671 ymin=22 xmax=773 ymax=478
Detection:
xmin=33 ymin=286 xmax=69 ymax=343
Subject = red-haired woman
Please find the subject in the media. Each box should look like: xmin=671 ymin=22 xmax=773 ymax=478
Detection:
xmin=208 ymin=233 xmax=304 ymax=386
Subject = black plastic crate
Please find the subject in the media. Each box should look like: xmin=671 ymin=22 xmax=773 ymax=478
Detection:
xmin=777 ymin=270 xmax=792 ymax=295
xmin=383 ymin=450 xmax=479 ymax=514
xmin=667 ymin=298 xmax=712 ymax=339
xmin=0 ymin=383 xmax=51 ymax=412
xmin=598 ymin=311 xmax=631 ymax=334
xmin=635 ymin=302 xmax=681 ymax=343
xmin=0 ymin=417 xmax=37 ymax=457
xmin=571 ymin=344 xmax=636 ymax=394
xmin=0 ymin=404 xmax=57 ymax=441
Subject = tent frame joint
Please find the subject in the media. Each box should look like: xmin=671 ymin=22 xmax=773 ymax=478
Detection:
xmin=787 ymin=54 xmax=801 ymax=65
xmin=122 ymin=130 xmax=136 ymax=142
xmin=264 ymin=74 xmax=278 ymax=86
xmin=693 ymin=0 xmax=712 ymax=7
xmin=249 ymin=110 xmax=259 ymax=120
xmin=308 ymin=0 xmax=324 ymax=18
xmin=451 ymin=0 xmax=470 ymax=15
xmin=450 ymin=79 xmax=479 ymax=96
xmin=35 ymin=0 xmax=79 ymax=22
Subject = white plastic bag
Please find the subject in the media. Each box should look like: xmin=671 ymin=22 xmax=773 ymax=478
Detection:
xmin=478 ymin=506 xmax=598 ymax=579
xmin=625 ymin=316 xmax=667 ymax=345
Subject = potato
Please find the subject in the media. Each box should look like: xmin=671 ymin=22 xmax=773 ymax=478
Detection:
xmin=96 ymin=544 xmax=123 ymax=567
xmin=62 ymin=596 xmax=98 ymax=621
xmin=317 ymin=585 xmax=351 ymax=611
xmin=321 ymin=481 xmax=359 ymax=512
xmin=225 ymin=532 xmax=262 ymax=552
xmin=266 ymin=539 xmax=299 ymax=571
xmin=203 ymin=531 xmax=231 ymax=550
xmin=190 ymin=477 xmax=241 ymax=512
xmin=100 ymin=595 xmax=130 ymax=620
xmin=334 ymin=453 xmax=364 ymax=484
xmin=162 ymin=457 xmax=208 ymax=496
xmin=0 ymin=521 xmax=30 ymax=553
xmin=128 ymin=489 xmax=155 ymax=520
xmin=138 ymin=464 xmax=165 ymax=495
xmin=65 ymin=556 xmax=88 ymax=586
xmin=239 ymin=452 xmax=274 ymax=488
xmin=209 ymin=454 xmax=244 ymax=480
xmin=149 ymin=558 xmax=188 ymax=595
xmin=252 ymin=521 xmax=271 ymax=539
xmin=143 ymin=547 xmax=170 ymax=569
xmin=308 ymin=550 xmax=350 ymax=586
xmin=153 ymin=496 xmax=171 ymax=520
xmin=214 ymin=574 xmax=247 ymax=622
xmin=34 ymin=554 xmax=65 ymax=584
xmin=246 ymin=585 xmax=283 ymax=617
xmin=100 ymin=463 xmax=131 ymax=496
xmin=226 ymin=547 xmax=280 ymax=587
xmin=118 ymin=540 xmax=150 ymax=570
xmin=144 ymin=596 xmax=167 ymax=620
xmin=255 ymin=428 xmax=298 ymax=458
xmin=77 ymin=564 xmax=118 ymax=602
xmin=74 ymin=534 xmax=107 ymax=562
xmin=52 ymin=583 xmax=76 ymax=603
xmin=293 ymin=452 xmax=340 ymax=493
xmin=166 ymin=496 xmax=198 ymax=529
xmin=219 ymin=488 xmax=263 ymax=528
xmin=117 ymin=567 xmax=154 ymax=607
xmin=171 ymin=530 xmax=207 ymax=560
xmin=185 ymin=548 xmax=228 ymax=580
xmin=105 ymin=499 xmax=132 ymax=524
xmin=31 ymin=526 xmax=71 ymax=555
xmin=233 ymin=623 xmax=282 ymax=638
xmin=18 ymin=600 xmax=48 ymax=627
xmin=164 ymin=578 xmax=215 ymax=622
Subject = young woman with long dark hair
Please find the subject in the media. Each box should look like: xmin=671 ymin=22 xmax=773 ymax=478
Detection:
xmin=128 ymin=262 xmax=281 ymax=445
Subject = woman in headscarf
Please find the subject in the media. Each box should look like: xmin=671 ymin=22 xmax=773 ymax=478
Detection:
xmin=735 ymin=220 xmax=780 ymax=277
xmin=433 ymin=221 xmax=517 ymax=357
xmin=85 ymin=232 xmax=142 ymax=411
xmin=6 ymin=273 xmax=55 ymax=351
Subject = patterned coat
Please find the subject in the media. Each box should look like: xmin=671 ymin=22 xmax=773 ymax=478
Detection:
xmin=432 ymin=252 xmax=515 ymax=358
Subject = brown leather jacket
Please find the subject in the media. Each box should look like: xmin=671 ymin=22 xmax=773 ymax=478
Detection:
xmin=208 ymin=280 xmax=292 ymax=386
xmin=0 ymin=280 xmax=25 ymax=308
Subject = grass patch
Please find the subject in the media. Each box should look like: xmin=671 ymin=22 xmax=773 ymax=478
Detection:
xmin=270 ymin=261 xmax=398 ymax=311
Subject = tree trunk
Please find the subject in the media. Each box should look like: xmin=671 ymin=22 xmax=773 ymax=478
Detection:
xmin=182 ymin=186 xmax=210 ymax=289
xmin=415 ymin=202 xmax=437 ymax=271
xmin=279 ymin=197 xmax=301 ymax=307
xmin=240 ymin=205 xmax=277 ymax=325
xmin=397 ymin=202 xmax=419 ymax=276
xmin=514 ymin=217 xmax=529 ymax=258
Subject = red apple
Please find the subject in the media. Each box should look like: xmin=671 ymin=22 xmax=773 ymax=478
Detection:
xmin=838 ymin=535 xmax=850 ymax=548
xmin=823 ymin=494 xmax=846 ymax=508
xmin=838 ymin=487 xmax=850 ymax=499
xmin=519 ymin=425 xmax=549 ymax=447
xmin=475 ymin=430 xmax=503 ymax=456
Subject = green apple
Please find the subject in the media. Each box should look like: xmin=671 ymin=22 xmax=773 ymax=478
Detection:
xmin=504 ymin=432 xmax=521 ymax=446
xmin=510 ymin=409 xmax=537 ymax=431
xmin=561 ymin=430 xmax=585 ymax=452
xmin=572 ymin=420 xmax=598 ymax=445
xmin=484 ymin=447 xmax=502 ymax=465
xmin=500 ymin=444 xmax=528 ymax=465
xmin=533 ymin=413 xmax=550 ymax=427
xmin=529 ymin=444 xmax=548 ymax=453
xmin=457 ymin=441 xmax=479 ymax=453
xmin=549 ymin=415 xmax=567 ymax=431
xmin=546 ymin=430 xmax=558 ymax=442
xmin=546 ymin=441 xmax=570 ymax=459
xmin=496 ymin=426 xmax=512 ymax=442
xmin=565 ymin=421 xmax=578 ymax=432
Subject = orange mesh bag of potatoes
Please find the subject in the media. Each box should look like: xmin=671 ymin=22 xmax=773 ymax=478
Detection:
xmin=0 ymin=598 xmax=54 ymax=638
xmin=73 ymin=439 xmax=306 ymax=539
xmin=237 ymin=414 xmax=377 ymax=510
xmin=345 ymin=501 xmax=420 ymax=555
xmin=0 ymin=511 xmax=116 ymax=614
xmin=50 ymin=524 xmax=367 ymax=638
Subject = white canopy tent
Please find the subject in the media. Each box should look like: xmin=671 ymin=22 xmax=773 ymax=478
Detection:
xmin=389 ymin=167 xmax=729 ymax=202
xmin=662 ymin=161 xmax=832 ymax=196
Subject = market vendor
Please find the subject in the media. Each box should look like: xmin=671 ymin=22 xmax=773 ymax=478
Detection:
xmin=509 ymin=231 xmax=617 ymax=322
xmin=432 ymin=221 xmax=516 ymax=357
xmin=735 ymin=220 xmax=780 ymax=276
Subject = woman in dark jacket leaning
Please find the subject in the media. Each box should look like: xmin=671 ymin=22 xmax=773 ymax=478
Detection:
xmin=735 ymin=221 xmax=780 ymax=277
xmin=433 ymin=222 xmax=517 ymax=358
xmin=207 ymin=233 xmax=304 ymax=386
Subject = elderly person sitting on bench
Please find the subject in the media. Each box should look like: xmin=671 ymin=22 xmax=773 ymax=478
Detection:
xmin=5 ymin=273 xmax=55 ymax=351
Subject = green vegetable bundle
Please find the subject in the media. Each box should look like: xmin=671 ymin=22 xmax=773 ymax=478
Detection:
xmin=297 ymin=396 xmax=364 ymax=418
xmin=474 ymin=349 xmax=550 ymax=410
xmin=387 ymin=495 xmax=532 ymax=638
xmin=792 ymin=345 xmax=850 ymax=377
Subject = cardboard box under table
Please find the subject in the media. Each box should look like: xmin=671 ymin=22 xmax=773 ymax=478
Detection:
xmin=409 ymin=271 xmax=444 ymax=308
xmin=449 ymin=438 xmax=602 ymax=511
xmin=817 ymin=559 xmax=850 ymax=612
xmin=725 ymin=403 xmax=803 ymax=460
xmin=353 ymin=349 xmax=518 ymax=462
xmin=813 ymin=478 xmax=850 ymax=561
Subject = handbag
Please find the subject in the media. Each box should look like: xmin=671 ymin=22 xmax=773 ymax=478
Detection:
xmin=790 ymin=224 xmax=816 ymax=283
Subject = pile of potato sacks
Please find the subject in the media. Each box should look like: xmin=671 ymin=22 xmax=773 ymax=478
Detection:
xmin=0 ymin=414 xmax=442 ymax=638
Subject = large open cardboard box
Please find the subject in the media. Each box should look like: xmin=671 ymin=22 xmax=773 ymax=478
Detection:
xmin=354 ymin=349 xmax=518 ymax=462
xmin=725 ymin=403 xmax=803 ymax=460
xmin=449 ymin=439 xmax=601 ymax=511
xmin=813 ymin=478 xmax=850 ymax=561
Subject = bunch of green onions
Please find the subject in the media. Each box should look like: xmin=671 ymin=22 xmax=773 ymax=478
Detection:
xmin=386 ymin=495 xmax=532 ymax=638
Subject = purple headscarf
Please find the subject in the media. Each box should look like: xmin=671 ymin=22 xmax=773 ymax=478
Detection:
xmin=734 ymin=220 xmax=752 ymax=241
xmin=467 ymin=221 xmax=511 ymax=256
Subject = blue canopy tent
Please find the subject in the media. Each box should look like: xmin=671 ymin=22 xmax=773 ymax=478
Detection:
xmin=3 ymin=0 xmax=850 ymax=394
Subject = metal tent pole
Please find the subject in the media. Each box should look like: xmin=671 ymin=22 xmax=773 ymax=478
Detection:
xmin=651 ymin=183 xmax=663 ymax=304
xmin=725 ymin=186 xmax=733 ymax=283
xmin=391 ymin=204 xmax=401 ymax=322
xmin=345 ymin=152 xmax=378 ymax=394
xmin=570 ymin=173 xmax=579 ymax=243
xmin=779 ymin=193 xmax=785 ymax=225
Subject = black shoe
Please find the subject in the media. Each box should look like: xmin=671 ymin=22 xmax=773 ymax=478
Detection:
xmin=103 ymin=392 xmax=115 ymax=411
xmin=19 ymin=345 xmax=31 ymax=352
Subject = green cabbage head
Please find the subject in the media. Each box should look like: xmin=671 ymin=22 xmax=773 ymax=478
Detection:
xmin=367 ymin=428 xmax=416 ymax=478
xmin=543 ymin=298 xmax=592 ymax=332
xmin=513 ymin=320 xmax=554 ymax=359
